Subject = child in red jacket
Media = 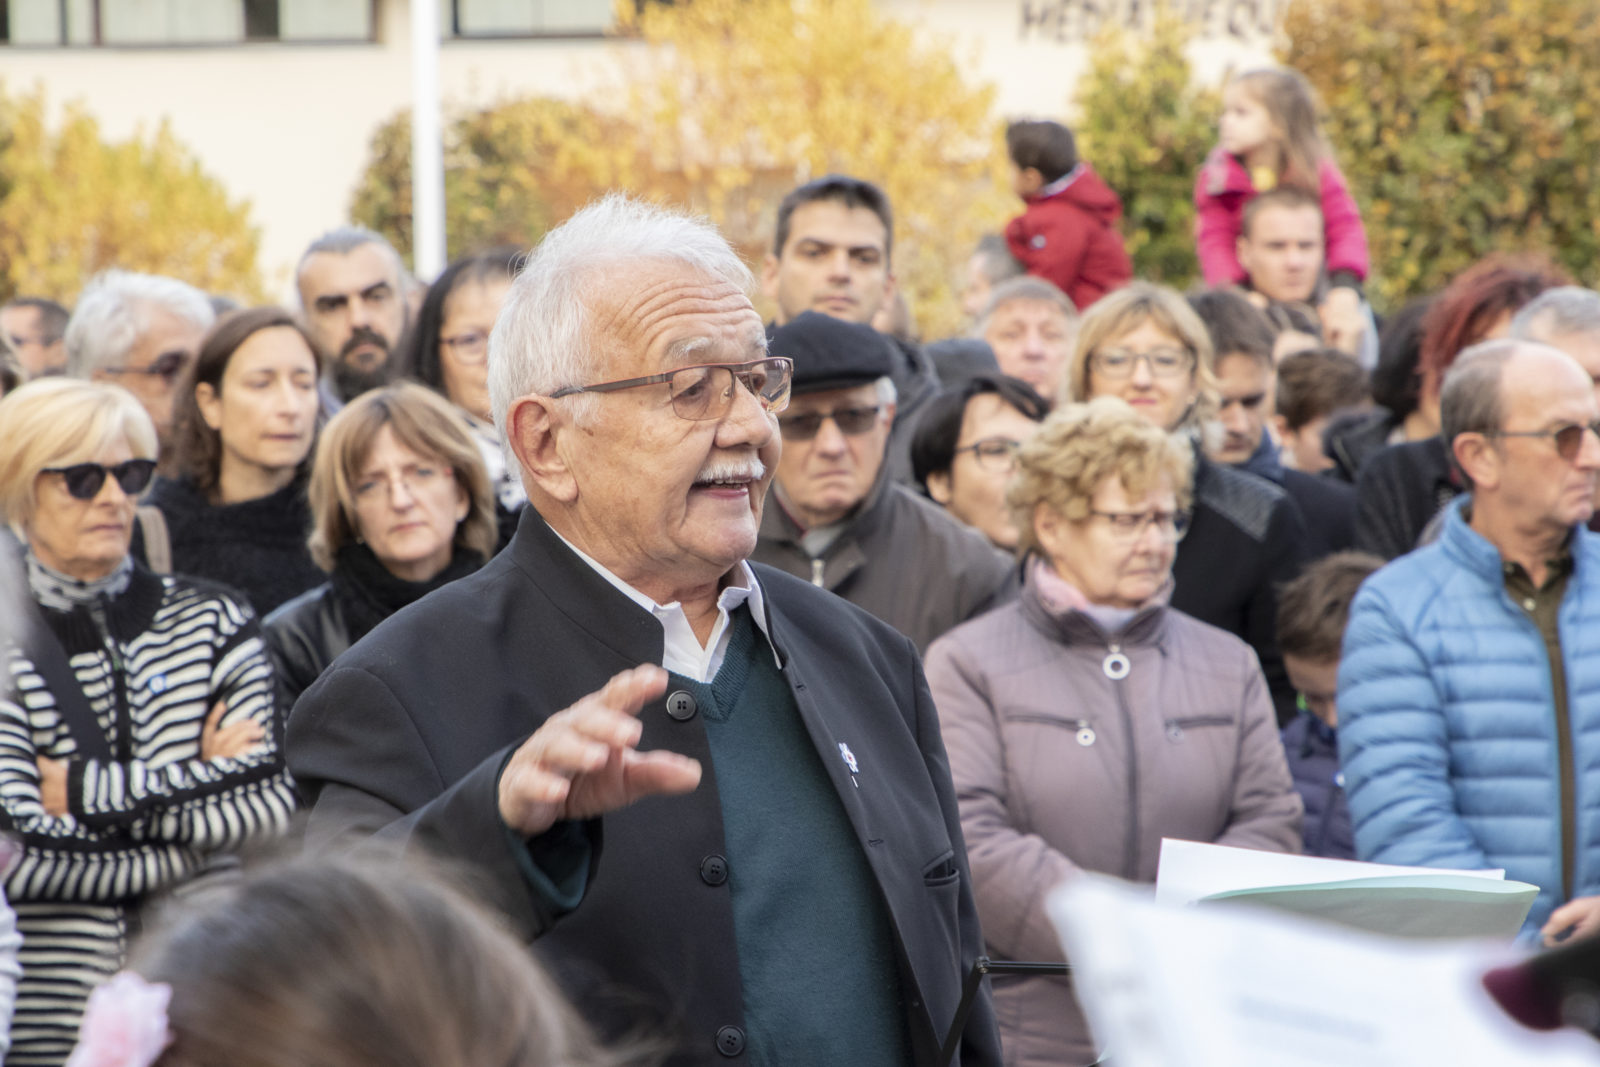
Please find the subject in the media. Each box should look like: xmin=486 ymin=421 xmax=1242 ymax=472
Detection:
xmin=1003 ymin=120 xmax=1132 ymax=311
xmin=1195 ymin=67 xmax=1370 ymax=350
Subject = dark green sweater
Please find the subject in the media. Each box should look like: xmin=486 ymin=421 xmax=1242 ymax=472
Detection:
xmin=672 ymin=607 xmax=910 ymax=1065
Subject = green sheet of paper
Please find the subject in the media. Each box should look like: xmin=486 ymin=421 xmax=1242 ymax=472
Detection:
xmin=1201 ymin=874 xmax=1538 ymax=940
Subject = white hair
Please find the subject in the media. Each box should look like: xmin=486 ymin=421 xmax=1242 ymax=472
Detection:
xmin=875 ymin=376 xmax=898 ymax=406
xmin=1510 ymin=286 xmax=1600 ymax=344
xmin=64 ymin=270 xmax=215 ymax=377
xmin=487 ymin=194 xmax=754 ymax=434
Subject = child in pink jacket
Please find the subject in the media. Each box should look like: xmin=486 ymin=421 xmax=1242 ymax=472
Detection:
xmin=1195 ymin=68 xmax=1369 ymax=348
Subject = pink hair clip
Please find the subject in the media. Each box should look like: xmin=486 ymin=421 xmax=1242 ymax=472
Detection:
xmin=66 ymin=972 xmax=173 ymax=1067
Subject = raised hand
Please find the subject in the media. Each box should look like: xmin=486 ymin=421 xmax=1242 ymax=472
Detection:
xmin=497 ymin=665 xmax=702 ymax=838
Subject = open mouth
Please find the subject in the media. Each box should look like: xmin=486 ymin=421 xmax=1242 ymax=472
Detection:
xmin=693 ymin=458 xmax=766 ymax=493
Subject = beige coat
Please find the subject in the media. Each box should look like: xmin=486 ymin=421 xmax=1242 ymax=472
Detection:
xmin=925 ymin=566 xmax=1303 ymax=1067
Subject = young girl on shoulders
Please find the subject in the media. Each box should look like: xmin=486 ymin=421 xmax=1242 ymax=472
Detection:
xmin=1194 ymin=68 xmax=1369 ymax=349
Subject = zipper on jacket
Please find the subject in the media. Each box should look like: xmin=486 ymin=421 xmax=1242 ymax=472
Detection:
xmin=1106 ymin=640 xmax=1141 ymax=880
xmin=88 ymin=595 xmax=132 ymax=762
xmin=809 ymin=558 xmax=826 ymax=587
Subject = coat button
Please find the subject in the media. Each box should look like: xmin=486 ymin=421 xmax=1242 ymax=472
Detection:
xmin=715 ymin=1025 xmax=745 ymax=1057
xmin=666 ymin=690 xmax=697 ymax=721
xmin=700 ymin=854 xmax=729 ymax=886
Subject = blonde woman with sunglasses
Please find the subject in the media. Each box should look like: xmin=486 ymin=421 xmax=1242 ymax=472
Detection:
xmin=0 ymin=378 xmax=297 ymax=1067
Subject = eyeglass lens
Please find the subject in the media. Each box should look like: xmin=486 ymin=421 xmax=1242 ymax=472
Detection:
xmin=1554 ymin=421 xmax=1600 ymax=460
xmin=778 ymin=406 xmax=881 ymax=441
xmin=53 ymin=460 xmax=157 ymax=500
xmin=1091 ymin=348 xmax=1193 ymax=379
xmin=669 ymin=360 xmax=791 ymax=420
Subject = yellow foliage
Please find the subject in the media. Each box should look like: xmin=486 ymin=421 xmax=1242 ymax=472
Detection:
xmin=0 ymin=84 xmax=264 ymax=305
xmin=353 ymin=0 xmax=1008 ymax=340
xmin=1284 ymin=0 xmax=1600 ymax=308
xmin=618 ymin=0 xmax=1009 ymax=339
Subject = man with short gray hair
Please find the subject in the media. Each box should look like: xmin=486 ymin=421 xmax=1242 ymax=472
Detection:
xmin=295 ymin=226 xmax=408 ymax=403
xmin=1339 ymin=339 xmax=1600 ymax=939
xmin=288 ymin=196 xmax=1001 ymax=1066
xmin=1511 ymin=286 xmax=1600 ymax=403
xmin=975 ymin=275 xmax=1077 ymax=402
xmin=64 ymin=270 xmax=214 ymax=464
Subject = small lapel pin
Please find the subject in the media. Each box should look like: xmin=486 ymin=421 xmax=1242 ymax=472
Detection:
xmin=838 ymin=741 xmax=860 ymax=781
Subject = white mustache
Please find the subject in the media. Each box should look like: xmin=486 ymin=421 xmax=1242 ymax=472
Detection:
xmin=694 ymin=456 xmax=767 ymax=484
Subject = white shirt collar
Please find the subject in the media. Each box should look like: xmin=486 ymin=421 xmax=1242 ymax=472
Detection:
xmin=551 ymin=530 xmax=781 ymax=684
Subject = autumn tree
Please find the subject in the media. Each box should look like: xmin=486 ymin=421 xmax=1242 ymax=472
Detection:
xmin=1071 ymin=12 xmax=1218 ymax=286
xmin=353 ymin=0 xmax=1008 ymax=339
xmin=1285 ymin=0 xmax=1600 ymax=307
xmin=0 ymin=85 xmax=263 ymax=304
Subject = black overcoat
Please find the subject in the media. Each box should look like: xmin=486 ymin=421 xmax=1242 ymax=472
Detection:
xmin=286 ymin=509 xmax=1002 ymax=1066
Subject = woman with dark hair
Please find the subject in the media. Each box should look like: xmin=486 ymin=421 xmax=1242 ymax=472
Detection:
xmin=146 ymin=307 xmax=325 ymax=614
xmin=1352 ymin=254 xmax=1569 ymax=558
xmin=263 ymin=382 xmax=496 ymax=709
xmin=398 ymin=248 xmax=524 ymax=547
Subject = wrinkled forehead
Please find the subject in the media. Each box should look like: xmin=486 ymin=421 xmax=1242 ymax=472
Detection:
xmin=588 ymin=261 xmax=765 ymax=375
xmin=989 ymin=298 xmax=1073 ymax=332
xmin=1505 ymin=347 xmax=1600 ymax=420
xmin=1247 ymin=206 xmax=1324 ymax=243
xmin=298 ymin=245 xmax=400 ymax=299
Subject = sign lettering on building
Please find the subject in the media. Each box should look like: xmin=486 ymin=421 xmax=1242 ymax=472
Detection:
xmin=1019 ymin=0 xmax=1284 ymax=42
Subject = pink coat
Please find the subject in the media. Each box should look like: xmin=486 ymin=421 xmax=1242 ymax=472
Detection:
xmin=1193 ymin=147 xmax=1369 ymax=288
xmin=925 ymin=564 xmax=1302 ymax=1067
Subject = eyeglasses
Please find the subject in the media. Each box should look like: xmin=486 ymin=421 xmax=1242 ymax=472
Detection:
xmin=1088 ymin=507 xmax=1192 ymax=543
xmin=41 ymin=459 xmax=157 ymax=500
xmin=549 ymin=357 xmax=792 ymax=422
xmin=354 ymin=464 xmax=453 ymax=505
xmin=952 ymin=436 xmax=1021 ymax=473
xmin=1490 ymin=419 xmax=1600 ymax=462
xmin=440 ymin=330 xmax=490 ymax=365
xmin=1088 ymin=347 xmax=1195 ymax=380
xmin=777 ymin=405 xmax=884 ymax=441
xmin=99 ymin=351 xmax=191 ymax=386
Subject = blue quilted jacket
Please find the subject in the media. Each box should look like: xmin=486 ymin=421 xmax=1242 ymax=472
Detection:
xmin=1338 ymin=498 xmax=1600 ymax=933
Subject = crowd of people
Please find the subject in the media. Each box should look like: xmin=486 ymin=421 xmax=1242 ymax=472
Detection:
xmin=0 ymin=62 xmax=1597 ymax=1067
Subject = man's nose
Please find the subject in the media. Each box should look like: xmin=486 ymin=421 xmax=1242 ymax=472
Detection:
xmin=811 ymin=414 xmax=850 ymax=455
xmin=1221 ymin=402 xmax=1249 ymax=433
xmin=826 ymin=250 xmax=852 ymax=280
xmin=1577 ymin=423 xmax=1600 ymax=470
xmin=715 ymin=378 xmax=777 ymax=451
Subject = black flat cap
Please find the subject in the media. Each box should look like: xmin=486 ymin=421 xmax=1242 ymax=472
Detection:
xmin=770 ymin=311 xmax=893 ymax=395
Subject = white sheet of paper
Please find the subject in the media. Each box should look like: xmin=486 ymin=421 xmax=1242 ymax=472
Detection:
xmin=1048 ymin=874 xmax=1599 ymax=1067
xmin=1155 ymin=837 xmax=1506 ymax=906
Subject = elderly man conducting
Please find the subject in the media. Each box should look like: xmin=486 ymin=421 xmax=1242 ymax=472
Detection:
xmin=1339 ymin=339 xmax=1600 ymax=937
xmin=754 ymin=311 xmax=1013 ymax=653
xmin=287 ymin=196 xmax=1001 ymax=1067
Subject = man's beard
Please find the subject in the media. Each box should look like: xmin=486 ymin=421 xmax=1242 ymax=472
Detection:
xmin=330 ymin=327 xmax=395 ymax=402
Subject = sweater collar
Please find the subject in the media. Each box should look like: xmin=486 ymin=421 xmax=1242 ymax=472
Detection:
xmin=27 ymin=551 xmax=132 ymax=611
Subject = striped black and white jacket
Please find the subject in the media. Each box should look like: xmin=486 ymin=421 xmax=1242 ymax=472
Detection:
xmin=1 ymin=562 xmax=297 ymax=1066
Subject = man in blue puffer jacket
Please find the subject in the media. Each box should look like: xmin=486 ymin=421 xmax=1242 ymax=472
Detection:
xmin=1339 ymin=338 xmax=1600 ymax=936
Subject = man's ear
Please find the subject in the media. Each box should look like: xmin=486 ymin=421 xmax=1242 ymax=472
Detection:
xmin=1453 ymin=432 xmax=1500 ymax=492
xmin=926 ymin=469 xmax=953 ymax=506
xmin=760 ymin=252 xmax=783 ymax=311
xmin=507 ymin=395 xmax=578 ymax=504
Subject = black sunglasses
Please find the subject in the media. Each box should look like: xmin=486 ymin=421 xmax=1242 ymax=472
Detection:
xmin=42 ymin=459 xmax=157 ymax=500
xmin=777 ymin=405 xmax=883 ymax=441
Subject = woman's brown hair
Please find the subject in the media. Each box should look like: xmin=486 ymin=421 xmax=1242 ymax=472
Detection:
xmin=171 ymin=307 xmax=324 ymax=494
xmin=306 ymin=380 xmax=496 ymax=570
xmin=135 ymin=852 xmax=649 ymax=1067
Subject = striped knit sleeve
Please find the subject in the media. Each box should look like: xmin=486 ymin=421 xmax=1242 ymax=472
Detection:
xmin=0 ymin=687 xmax=202 ymax=904
xmin=66 ymin=600 xmax=297 ymax=851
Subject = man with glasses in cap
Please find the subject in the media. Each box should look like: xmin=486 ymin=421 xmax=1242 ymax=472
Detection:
xmin=1339 ymin=339 xmax=1600 ymax=940
xmin=753 ymin=311 xmax=1011 ymax=654
xmin=288 ymin=197 xmax=1002 ymax=1067
xmin=62 ymin=270 xmax=214 ymax=471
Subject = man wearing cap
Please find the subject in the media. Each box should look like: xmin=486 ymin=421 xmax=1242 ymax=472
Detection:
xmin=754 ymin=311 xmax=1012 ymax=653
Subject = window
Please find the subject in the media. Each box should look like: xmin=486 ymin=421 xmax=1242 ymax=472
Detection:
xmin=446 ymin=0 xmax=670 ymax=39
xmin=0 ymin=0 xmax=376 ymax=45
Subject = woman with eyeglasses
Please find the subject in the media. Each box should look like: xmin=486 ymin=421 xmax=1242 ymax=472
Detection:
xmin=0 ymin=377 xmax=297 ymax=1066
xmin=1059 ymin=281 xmax=1310 ymax=725
xmin=924 ymin=397 xmax=1301 ymax=1067
xmin=145 ymin=307 xmax=325 ymax=616
xmin=397 ymin=248 xmax=524 ymax=550
xmin=263 ymin=383 xmax=495 ymax=710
